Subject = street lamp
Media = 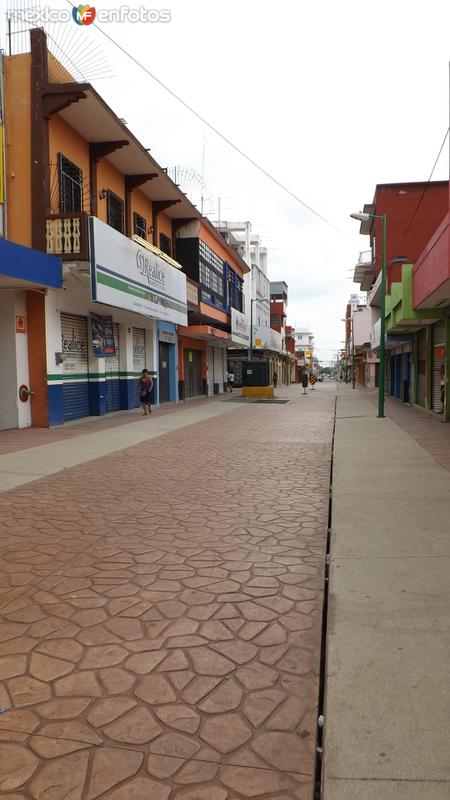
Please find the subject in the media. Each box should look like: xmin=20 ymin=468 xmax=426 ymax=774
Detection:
xmin=350 ymin=211 xmax=387 ymax=419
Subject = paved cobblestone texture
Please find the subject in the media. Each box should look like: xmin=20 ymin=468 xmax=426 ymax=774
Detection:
xmin=0 ymin=386 xmax=335 ymax=799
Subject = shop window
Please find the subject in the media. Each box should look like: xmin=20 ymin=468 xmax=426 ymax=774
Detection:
xmin=107 ymin=191 xmax=124 ymax=233
xmin=58 ymin=154 xmax=83 ymax=213
xmin=133 ymin=212 xmax=147 ymax=239
xmin=159 ymin=233 xmax=172 ymax=256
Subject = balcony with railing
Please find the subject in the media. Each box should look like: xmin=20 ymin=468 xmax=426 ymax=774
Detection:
xmin=353 ymin=249 xmax=375 ymax=291
xmin=45 ymin=212 xmax=89 ymax=261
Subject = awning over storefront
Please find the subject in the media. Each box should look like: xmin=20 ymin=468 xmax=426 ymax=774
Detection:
xmin=178 ymin=325 xmax=229 ymax=345
xmin=0 ymin=238 xmax=62 ymax=289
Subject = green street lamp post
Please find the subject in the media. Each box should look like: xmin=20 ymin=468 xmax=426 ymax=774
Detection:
xmin=351 ymin=212 xmax=387 ymax=419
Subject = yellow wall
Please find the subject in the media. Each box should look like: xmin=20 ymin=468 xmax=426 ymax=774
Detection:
xmin=157 ymin=211 xmax=172 ymax=244
xmin=4 ymin=54 xmax=32 ymax=246
xmin=97 ymin=158 xmax=125 ymax=223
xmin=131 ymin=188 xmax=152 ymax=237
xmin=48 ymin=115 xmax=90 ymax=212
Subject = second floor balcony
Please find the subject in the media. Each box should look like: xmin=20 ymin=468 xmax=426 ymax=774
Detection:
xmin=45 ymin=212 xmax=89 ymax=261
xmin=353 ymin=250 xmax=375 ymax=291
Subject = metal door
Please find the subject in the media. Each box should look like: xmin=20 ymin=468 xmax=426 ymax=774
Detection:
xmin=416 ymin=329 xmax=426 ymax=406
xmin=61 ymin=313 xmax=90 ymax=421
xmin=159 ymin=342 xmax=170 ymax=403
xmin=105 ymin=322 xmax=120 ymax=412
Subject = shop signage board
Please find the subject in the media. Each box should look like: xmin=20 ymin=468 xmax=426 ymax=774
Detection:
xmin=159 ymin=330 xmax=177 ymax=345
xmin=231 ymin=308 xmax=250 ymax=346
xmin=91 ymin=312 xmax=116 ymax=357
xmin=89 ymin=217 xmax=187 ymax=325
xmin=252 ymin=325 xmax=282 ymax=353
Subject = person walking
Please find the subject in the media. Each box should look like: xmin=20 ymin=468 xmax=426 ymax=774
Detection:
xmin=301 ymin=370 xmax=309 ymax=395
xmin=227 ymin=370 xmax=235 ymax=392
xmin=137 ymin=368 xmax=153 ymax=416
xmin=273 ymin=371 xmax=278 ymax=391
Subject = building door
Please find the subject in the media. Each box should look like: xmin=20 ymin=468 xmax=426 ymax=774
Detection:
xmin=133 ymin=328 xmax=146 ymax=408
xmin=184 ymin=349 xmax=203 ymax=398
xmin=61 ymin=313 xmax=90 ymax=422
xmin=159 ymin=342 xmax=170 ymax=403
xmin=417 ymin=329 xmax=426 ymax=406
xmin=105 ymin=322 xmax=120 ymax=412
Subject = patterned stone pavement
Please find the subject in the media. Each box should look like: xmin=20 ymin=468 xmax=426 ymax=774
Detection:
xmin=0 ymin=385 xmax=335 ymax=799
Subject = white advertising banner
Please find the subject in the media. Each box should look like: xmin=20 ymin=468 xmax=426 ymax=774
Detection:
xmin=89 ymin=217 xmax=187 ymax=325
xmin=231 ymin=308 xmax=250 ymax=346
xmin=253 ymin=325 xmax=282 ymax=353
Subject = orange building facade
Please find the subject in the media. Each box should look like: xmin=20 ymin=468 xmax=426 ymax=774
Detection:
xmin=1 ymin=30 xmax=249 ymax=428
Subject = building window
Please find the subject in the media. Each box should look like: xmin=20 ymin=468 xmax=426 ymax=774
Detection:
xmin=107 ymin=191 xmax=124 ymax=233
xmin=58 ymin=154 xmax=83 ymax=213
xmin=133 ymin=212 xmax=147 ymax=239
xmin=199 ymin=240 xmax=224 ymax=304
xmin=159 ymin=233 xmax=172 ymax=256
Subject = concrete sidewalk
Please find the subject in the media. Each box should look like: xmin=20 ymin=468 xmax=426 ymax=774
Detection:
xmin=324 ymin=386 xmax=450 ymax=798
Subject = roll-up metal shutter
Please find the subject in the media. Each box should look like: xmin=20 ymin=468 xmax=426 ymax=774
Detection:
xmin=61 ymin=313 xmax=90 ymax=421
xmin=417 ymin=329 xmax=426 ymax=406
xmin=133 ymin=328 xmax=146 ymax=372
xmin=132 ymin=328 xmax=146 ymax=408
xmin=432 ymin=322 xmax=445 ymax=412
xmin=105 ymin=322 xmax=120 ymax=412
xmin=432 ymin=347 xmax=445 ymax=413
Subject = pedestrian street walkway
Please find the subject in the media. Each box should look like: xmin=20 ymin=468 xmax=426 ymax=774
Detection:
xmin=0 ymin=383 xmax=335 ymax=799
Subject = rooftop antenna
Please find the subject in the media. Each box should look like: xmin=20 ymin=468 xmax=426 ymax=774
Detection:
xmin=201 ymin=127 xmax=206 ymax=215
xmin=5 ymin=0 xmax=112 ymax=82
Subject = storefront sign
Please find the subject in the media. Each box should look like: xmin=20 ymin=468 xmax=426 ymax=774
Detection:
xmin=90 ymin=217 xmax=187 ymax=325
xmin=159 ymin=330 xmax=177 ymax=345
xmin=231 ymin=308 xmax=250 ymax=346
xmin=91 ymin=312 xmax=116 ymax=357
xmin=252 ymin=326 xmax=282 ymax=353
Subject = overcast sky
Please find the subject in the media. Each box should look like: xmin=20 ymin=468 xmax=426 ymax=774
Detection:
xmin=3 ymin=0 xmax=450 ymax=363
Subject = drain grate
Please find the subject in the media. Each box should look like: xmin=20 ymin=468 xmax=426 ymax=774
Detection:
xmin=255 ymin=399 xmax=290 ymax=404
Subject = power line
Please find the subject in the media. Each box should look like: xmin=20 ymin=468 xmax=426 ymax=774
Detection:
xmin=401 ymin=127 xmax=449 ymax=244
xmin=64 ymin=3 xmax=356 ymax=244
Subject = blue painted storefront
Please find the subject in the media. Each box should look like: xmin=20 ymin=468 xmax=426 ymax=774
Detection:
xmin=156 ymin=320 xmax=178 ymax=405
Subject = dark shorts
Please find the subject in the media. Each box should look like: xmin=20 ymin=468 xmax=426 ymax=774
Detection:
xmin=140 ymin=392 xmax=151 ymax=404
